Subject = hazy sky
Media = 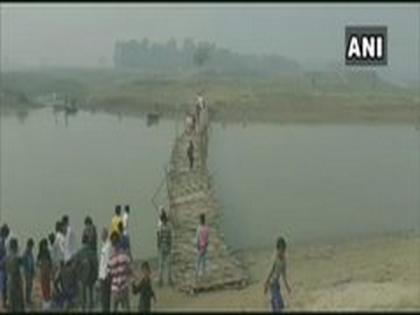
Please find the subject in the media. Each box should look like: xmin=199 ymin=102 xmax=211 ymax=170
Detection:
xmin=1 ymin=3 xmax=419 ymax=82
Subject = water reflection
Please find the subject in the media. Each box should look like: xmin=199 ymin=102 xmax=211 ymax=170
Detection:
xmin=51 ymin=107 xmax=78 ymax=127
xmin=209 ymin=122 xmax=420 ymax=249
xmin=2 ymin=108 xmax=419 ymax=256
xmin=1 ymin=108 xmax=175 ymax=259
xmin=16 ymin=109 xmax=28 ymax=124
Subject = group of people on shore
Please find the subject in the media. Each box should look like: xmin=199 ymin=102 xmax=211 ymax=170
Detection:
xmin=0 ymin=202 xmax=213 ymax=313
xmin=0 ymin=205 xmax=147 ymax=312
xmin=0 ymin=215 xmax=83 ymax=312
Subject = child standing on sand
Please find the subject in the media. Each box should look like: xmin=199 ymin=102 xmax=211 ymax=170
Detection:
xmin=132 ymin=261 xmax=156 ymax=313
xmin=264 ymin=237 xmax=292 ymax=312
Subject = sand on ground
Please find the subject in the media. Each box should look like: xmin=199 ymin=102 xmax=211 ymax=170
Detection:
xmin=3 ymin=233 xmax=419 ymax=312
xmin=152 ymin=233 xmax=420 ymax=311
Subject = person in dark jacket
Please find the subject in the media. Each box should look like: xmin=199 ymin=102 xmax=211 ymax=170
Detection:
xmin=0 ymin=225 xmax=8 ymax=309
xmin=51 ymin=259 xmax=78 ymax=312
xmin=5 ymin=238 xmax=24 ymax=312
xmin=82 ymin=216 xmax=98 ymax=252
xmin=0 ymin=224 xmax=10 ymax=309
xmin=21 ymin=238 xmax=35 ymax=307
xmin=187 ymin=140 xmax=194 ymax=170
xmin=157 ymin=211 xmax=173 ymax=287
xmin=73 ymin=233 xmax=98 ymax=311
xmin=132 ymin=261 xmax=156 ymax=313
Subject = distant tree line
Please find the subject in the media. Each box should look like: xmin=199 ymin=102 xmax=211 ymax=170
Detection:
xmin=113 ymin=38 xmax=300 ymax=75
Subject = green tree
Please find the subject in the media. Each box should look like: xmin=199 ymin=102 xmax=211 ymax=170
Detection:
xmin=193 ymin=42 xmax=212 ymax=67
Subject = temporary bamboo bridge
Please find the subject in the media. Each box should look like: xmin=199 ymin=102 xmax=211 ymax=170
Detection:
xmin=165 ymin=125 xmax=249 ymax=294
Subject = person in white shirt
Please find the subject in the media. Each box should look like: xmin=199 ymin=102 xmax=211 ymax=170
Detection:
xmin=4 ymin=229 xmax=15 ymax=256
xmin=98 ymin=227 xmax=112 ymax=312
xmin=62 ymin=215 xmax=77 ymax=263
xmin=157 ymin=206 xmax=165 ymax=229
xmin=185 ymin=113 xmax=194 ymax=135
xmin=122 ymin=205 xmax=130 ymax=236
xmin=196 ymin=92 xmax=208 ymax=134
xmin=195 ymin=93 xmax=203 ymax=130
xmin=54 ymin=221 xmax=65 ymax=264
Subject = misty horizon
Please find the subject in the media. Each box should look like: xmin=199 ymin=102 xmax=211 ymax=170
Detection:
xmin=1 ymin=3 xmax=419 ymax=85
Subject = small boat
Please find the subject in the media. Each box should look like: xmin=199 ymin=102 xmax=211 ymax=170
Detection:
xmin=147 ymin=111 xmax=160 ymax=126
xmin=64 ymin=104 xmax=78 ymax=115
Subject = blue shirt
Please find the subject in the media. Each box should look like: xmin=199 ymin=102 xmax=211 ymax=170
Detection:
xmin=22 ymin=249 xmax=35 ymax=277
xmin=119 ymin=234 xmax=130 ymax=252
xmin=0 ymin=237 xmax=6 ymax=271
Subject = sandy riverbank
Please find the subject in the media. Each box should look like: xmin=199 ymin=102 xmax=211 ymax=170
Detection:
xmin=152 ymin=232 xmax=420 ymax=311
xmin=3 ymin=232 xmax=419 ymax=312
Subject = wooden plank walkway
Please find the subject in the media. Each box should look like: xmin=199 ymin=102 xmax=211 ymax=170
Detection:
xmin=166 ymin=128 xmax=249 ymax=294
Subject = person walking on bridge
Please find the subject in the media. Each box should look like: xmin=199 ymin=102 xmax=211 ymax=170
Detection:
xmin=195 ymin=93 xmax=203 ymax=132
xmin=195 ymin=213 xmax=209 ymax=281
xmin=157 ymin=211 xmax=173 ymax=287
xmin=187 ymin=140 xmax=194 ymax=170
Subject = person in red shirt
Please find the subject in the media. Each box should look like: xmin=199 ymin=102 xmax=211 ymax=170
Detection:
xmin=107 ymin=231 xmax=131 ymax=312
xmin=195 ymin=213 xmax=209 ymax=281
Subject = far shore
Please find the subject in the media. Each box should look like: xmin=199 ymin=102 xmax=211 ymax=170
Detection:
xmin=2 ymin=100 xmax=420 ymax=126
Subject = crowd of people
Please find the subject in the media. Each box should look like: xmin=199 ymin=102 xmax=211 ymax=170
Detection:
xmin=0 ymin=203 xmax=216 ymax=313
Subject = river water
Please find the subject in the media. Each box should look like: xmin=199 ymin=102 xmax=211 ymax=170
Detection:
xmin=1 ymin=108 xmax=419 ymax=258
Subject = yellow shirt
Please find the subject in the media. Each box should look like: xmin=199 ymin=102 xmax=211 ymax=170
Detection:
xmin=110 ymin=215 xmax=122 ymax=234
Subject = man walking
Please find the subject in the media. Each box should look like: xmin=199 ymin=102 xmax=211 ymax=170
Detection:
xmin=187 ymin=140 xmax=194 ymax=170
xmin=195 ymin=214 xmax=209 ymax=281
xmin=62 ymin=215 xmax=77 ymax=263
xmin=157 ymin=211 xmax=173 ymax=287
